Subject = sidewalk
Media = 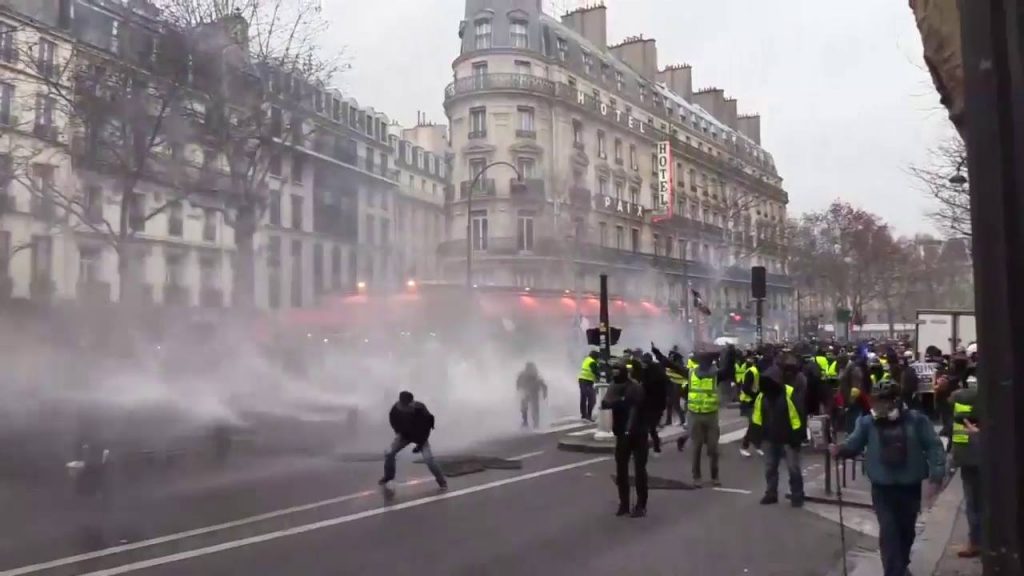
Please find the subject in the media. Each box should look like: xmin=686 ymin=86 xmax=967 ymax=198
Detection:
xmin=819 ymin=469 xmax=977 ymax=576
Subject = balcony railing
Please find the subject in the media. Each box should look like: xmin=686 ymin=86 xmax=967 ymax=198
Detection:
xmin=445 ymin=73 xmax=557 ymax=100
xmin=468 ymin=130 xmax=487 ymax=140
xmin=568 ymin=186 xmax=592 ymax=209
xmin=515 ymin=129 xmax=536 ymax=139
xmin=459 ymin=178 xmax=495 ymax=200
xmin=510 ymin=178 xmax=545 ymax=200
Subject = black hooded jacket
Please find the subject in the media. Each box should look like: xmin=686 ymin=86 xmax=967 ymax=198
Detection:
xmin=389 ymin=401 xmax=436 ymax=445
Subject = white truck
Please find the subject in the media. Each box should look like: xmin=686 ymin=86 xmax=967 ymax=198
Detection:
xmin=915 ymin=309 xmax=977 ymax=357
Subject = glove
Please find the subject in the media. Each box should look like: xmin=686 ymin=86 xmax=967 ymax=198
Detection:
xmin=412 ymin=444 xmax=423 ymax=454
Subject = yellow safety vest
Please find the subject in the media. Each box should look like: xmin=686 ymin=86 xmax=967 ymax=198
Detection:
xmin=688 ymin=372 xmax=719 ymax=414
xmin=752 ymin=384 xmax=801 ymax=431
xmin=687 ymin=358 xmax=698 ymax=373
xmin=952 ymin=402 xmax=972 ymax=445
xmin=667 ymin=368 xmax=687 ymax=390
xmin=736 ymin=363 xmax=747 ymax=384
xmin=739 ymin=365 xmax=760 ymax=403
xmin=826 ymin=361 xmax=838 ymax=380
xmin=815 ymin=356 xmax=830 ymax=376
xmin=578 ymin=357 xmax=597 ymax=382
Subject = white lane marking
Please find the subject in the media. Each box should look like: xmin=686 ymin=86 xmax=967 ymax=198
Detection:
xmin=509 ymin=450 xmax=545 ymax=460
xmin=545 ymin=422 xmax=592 ymax=433
xmin=73 ymin=457 xmax=610 ymax=576
xmin=0 ymin=469 xmax=506 ymax=576
xmin=0 ymin=488 xmax=377 ymax=576
xmin=712 ymin=487 xmax=753 ymax=495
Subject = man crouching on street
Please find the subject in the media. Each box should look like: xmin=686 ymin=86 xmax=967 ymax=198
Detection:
xmin=380 ymin=391 xmax=448 ymax=491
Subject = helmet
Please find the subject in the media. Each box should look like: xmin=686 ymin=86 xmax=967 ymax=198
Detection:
xmin=966 ymin=342 xmax=978 ymax=356
xmin=875 ymin=379 xmax=901 ymax=401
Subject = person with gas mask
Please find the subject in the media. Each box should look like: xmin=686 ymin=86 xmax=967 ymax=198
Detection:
xmin=516 ymin=362 xmax=548 ymax=429
xmin=601 ymin=358 xmax=648 ymax=517
xmin=750 ymin=366 xmax=805 ymax=506
xmin=830 ymin=381 xmax=946 ymax=576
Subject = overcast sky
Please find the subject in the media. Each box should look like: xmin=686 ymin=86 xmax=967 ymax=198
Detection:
xmin=321 ymin=0 xmax=956 ymax=235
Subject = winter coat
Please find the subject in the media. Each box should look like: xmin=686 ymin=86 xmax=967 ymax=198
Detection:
xmin=602 ymin=378 xmax=646 ymax=438
xmin=389 ymin=401 xmax=435 ymax=445
xmin=837 ymin=410 xmax=946 ymax=486
xmin=639 ymin=363 xmax=669 ymax=414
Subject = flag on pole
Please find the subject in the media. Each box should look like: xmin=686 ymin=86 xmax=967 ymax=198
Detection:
xmin=691 ymin=289 xmax=712 ymax=316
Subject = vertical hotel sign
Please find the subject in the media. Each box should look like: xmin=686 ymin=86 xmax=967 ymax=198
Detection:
xmin=654 ymin=141 xmax=673 ymax=221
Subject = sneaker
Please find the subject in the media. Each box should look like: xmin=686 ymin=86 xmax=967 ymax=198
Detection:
xmin=739 ymin=448 xmax=752 ymax=457
xmin=615 ymin=505 xmax=630 ymax=517
xmin=957 ymin=546 xmax=981 ymax=559
xmin=760 ymin=494 xmax=778 ymax=505
xmin=711 ymin=479 xmax=722 ymax=488
xmin=756 ymin=448 xmax=765 ymax=457
xmin=692 ymin=478 xmax=704 ymax=488
xmin=378 ymin=477 xmax=391 ymax=487
xmin=630 ymin=506 xmax=647 ymax=518
xmin=790 ymin=496 xmax=805 ymax=508
xmin=438 ymin=482 xmax=449 ymax=492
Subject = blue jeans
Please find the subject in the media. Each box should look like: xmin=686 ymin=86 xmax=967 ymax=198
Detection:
xmin=383 ymin=436 xmax=446 ymax=487
xmin=961 ymin=467 xmax=982 ymax=547
xmin=763 ymin=442 xmax=803 ymax=498
xmin=871 ymin=483 xmax=922 ymax=576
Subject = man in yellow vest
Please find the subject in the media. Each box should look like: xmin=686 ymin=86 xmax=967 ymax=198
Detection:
xmin=578 ymin=350 xmax=600 ymax=421
xmin=750 ymin=366 xmax=805 ymax=506
xmin=656 ymin=347 xmax=723 ymax=487
xmin=663 ymin=348 xmax=688 ymax=427
xmin=738 ymin=354 xmax=764 ymax=457
xmin=950 ymin=380 xmax=982 ymax=558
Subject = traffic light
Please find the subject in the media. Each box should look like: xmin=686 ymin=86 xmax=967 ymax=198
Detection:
xmin=586 ymin=326 xmax=622 ymax=346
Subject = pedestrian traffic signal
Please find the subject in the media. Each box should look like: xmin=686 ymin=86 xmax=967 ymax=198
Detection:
xmin=586 ymin=326 xmax=621 ymax=346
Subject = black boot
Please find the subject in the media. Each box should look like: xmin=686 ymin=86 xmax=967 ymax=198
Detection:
xmin=615 ymin=504 xmax=630 ymax=517
xmin=630 ymin=505 xmax=647 ymax=518
xmin=760 ymin=493 xmax=778 ymax=505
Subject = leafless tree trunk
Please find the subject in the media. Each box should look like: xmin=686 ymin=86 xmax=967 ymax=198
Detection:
xmin=910 ymin=136 xmax=971 ymax=238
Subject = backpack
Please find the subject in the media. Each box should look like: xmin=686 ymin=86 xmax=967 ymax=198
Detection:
xmin=876 ymin=416 xmax=910 ymax=467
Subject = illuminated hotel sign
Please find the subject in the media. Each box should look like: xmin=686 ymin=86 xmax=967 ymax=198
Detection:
xmin=655 ymin=141 xmax=673 ymax=220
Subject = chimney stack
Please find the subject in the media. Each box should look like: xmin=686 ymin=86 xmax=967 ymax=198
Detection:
xmin=657 ymin=64 xmax=693 ymax=102
xmin=722 ymin=98 xmax=738 ymax=130
xmin=737 ymin=115 xmax=761 ymax=145
xmin=609 ymin=35 xmax=658 ymax=81
xmin=561 ymin=3 xmax=607 ymax=49
xmin=693 ymin=87 xmax=726 ymax=121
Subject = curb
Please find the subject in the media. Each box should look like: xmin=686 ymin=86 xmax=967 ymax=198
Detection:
xmin=911 ymin=469 xmax=965 ymax=576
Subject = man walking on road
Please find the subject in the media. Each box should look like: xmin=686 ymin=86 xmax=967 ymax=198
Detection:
xmin=750 ymin=366 xmax=805 ymax=507
xmin=602 ymin=358 xmax=648 ymax=518
xmin=951 ymin=377 xmax=983 ymax=559
xmin=830 ymin=381 xmax=946 ymax=576
xmin=380 ymin=391 xmax=447 ymax=491
xmin=516 ymin=362 xmax=548 ymax=429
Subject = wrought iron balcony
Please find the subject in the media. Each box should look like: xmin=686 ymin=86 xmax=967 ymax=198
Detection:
xmin=459 ymin=178 xmax=496 ymax=200
xmin=510 ymin=178 xmax=545 ymax=200
xmin=445 ymin=74 xmax=557 ymax=101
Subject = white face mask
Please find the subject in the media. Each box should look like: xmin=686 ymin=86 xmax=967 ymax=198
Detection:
xmin=872 ymin=407 xmax=901 ymax=421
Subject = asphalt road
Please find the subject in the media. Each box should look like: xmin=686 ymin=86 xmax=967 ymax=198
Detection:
xmin=0 ymin=413 xmax=858 ymax=576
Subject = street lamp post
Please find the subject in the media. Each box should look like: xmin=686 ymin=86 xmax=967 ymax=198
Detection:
xmin=465 ymin=161 xmax=523 ymax=289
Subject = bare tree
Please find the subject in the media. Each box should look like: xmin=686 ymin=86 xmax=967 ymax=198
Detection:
xmin=911 ymin=135 xmax=971 ymax=238
xmin=8 ymin=15 xmax=199 ymax=304
xmin=155 ymin=0 xmax=343 ymax=308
